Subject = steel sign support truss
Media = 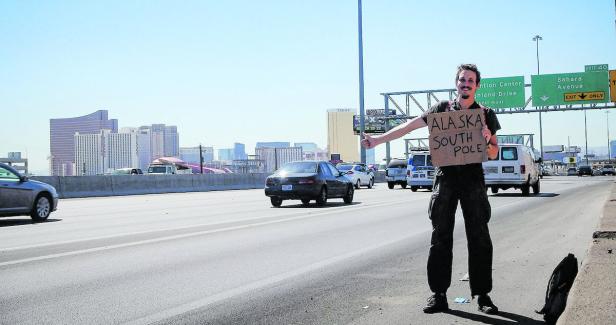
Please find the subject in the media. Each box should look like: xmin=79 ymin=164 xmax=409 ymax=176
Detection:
xmin=381 ymin=84 xmax=616 ymax=118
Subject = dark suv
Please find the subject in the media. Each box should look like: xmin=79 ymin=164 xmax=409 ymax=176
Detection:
xmin=601 ymin=165 xmax=615 ymax=175
xmin=577 ymin=165 xmax=593 ymax=176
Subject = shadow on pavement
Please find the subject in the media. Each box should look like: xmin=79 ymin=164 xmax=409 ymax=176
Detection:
xmin=274 ymin=202 xmax=362 ymax=209
xmin=491 ymin=193 xmax=559 ymax=198
xmin=0 ymin=218 xmax=62 ymax=228
xmin=445 ymin=309 xmax=543 ymax=324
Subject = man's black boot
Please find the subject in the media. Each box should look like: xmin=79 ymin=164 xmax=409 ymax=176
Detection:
xmin=477 ymin=294 xmax=499 ymax=314
xmin=423 ymin=293 xmax=448 ymax=313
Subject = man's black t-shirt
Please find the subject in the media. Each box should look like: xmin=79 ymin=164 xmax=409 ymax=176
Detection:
xmin=421 ymin=100 xmax=502 ymax=177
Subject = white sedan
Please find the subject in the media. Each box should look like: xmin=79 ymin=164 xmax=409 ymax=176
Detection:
xmin=336 ymin=164 xmax=374 ymax=189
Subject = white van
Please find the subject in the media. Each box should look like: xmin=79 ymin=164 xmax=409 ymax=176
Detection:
xmin=406 ymin=151 xmax=434 ymax=192
xmin=386 ymin=158 xmax=408 ymax=189
xmin=482 ymin=144 xmax=541 ymax=196
xmin=147 ymin=163 xmax=192 ymax=175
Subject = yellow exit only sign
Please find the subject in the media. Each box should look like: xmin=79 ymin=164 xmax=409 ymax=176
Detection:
xmin=564 ymin=91 xmax=605 ymax=102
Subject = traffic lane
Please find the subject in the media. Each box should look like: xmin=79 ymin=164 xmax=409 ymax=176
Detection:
xmin=0 ymin=177 xmax=609 ymax=324
xmin=0 ymin=177 xmax=602 ymax=265
xmin=0 ymin=191 xmax=433 ymax=324
xmin=152 ymin=177 xmax=612 ymax=324
xmin=0 ymin=185 xmax=427 ymax=262
xmin=0 ymin=182 xmax=418 ymax=250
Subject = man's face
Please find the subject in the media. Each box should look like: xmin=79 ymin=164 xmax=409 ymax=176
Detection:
xmin=456 ymin=70 xmax=479 ymax=100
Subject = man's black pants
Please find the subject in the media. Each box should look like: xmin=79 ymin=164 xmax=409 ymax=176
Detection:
xmin=427 ymin=167 xmax=493 ymax=296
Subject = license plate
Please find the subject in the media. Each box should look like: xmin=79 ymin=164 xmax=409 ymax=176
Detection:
xmin=502 ymin=166 xmax=514 ymax=173
xmin=282 ymin=185 xmax=292 ymax=191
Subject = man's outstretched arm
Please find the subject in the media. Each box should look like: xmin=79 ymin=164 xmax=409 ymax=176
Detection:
xmin=361 ymin=116 xmax=427 ymax=149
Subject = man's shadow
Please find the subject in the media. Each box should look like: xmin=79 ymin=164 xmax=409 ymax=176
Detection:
xmin=445 ymin=309 xmax=543 ymax=325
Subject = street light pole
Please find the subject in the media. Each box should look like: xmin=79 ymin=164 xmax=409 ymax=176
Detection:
xmin=607 ymin=111 xmax=611 ymax=161
xmin=532 ymin=35 xmax=544 ymax=161
xmin=585 ymin=109 xmax=589 ymax=165
xmin=357 ymin=0 xmax=366 ymax=164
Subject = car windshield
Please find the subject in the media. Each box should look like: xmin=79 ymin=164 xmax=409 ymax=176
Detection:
xmin=148 ymin=166 xmax=167 ymax=173
xmin=412 ymin=155 xmax=432 ymax=167
xmin=277 ymin=162 xmax=317 ymax=174
xmin=337 ymin=165 xmax=353 ymax=171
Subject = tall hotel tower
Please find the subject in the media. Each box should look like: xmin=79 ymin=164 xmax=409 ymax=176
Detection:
xmin=49 ymin=110 xmax=118 ymax=176
xmin=327 ymin=109 xmax=359 ymax=162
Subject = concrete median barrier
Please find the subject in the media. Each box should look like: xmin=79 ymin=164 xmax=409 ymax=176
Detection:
xmin=32 ymin=173 xmax=270 ymax=198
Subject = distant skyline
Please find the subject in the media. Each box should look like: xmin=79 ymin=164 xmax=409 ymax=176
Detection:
xmin=1 ymin=1 xmax=615 ymax=175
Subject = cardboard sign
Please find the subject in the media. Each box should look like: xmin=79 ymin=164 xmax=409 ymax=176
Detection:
xmin=427 ymin=110 xmax=487 ymax=167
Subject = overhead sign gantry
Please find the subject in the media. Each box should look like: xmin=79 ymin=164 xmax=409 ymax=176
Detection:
xmin=371 ymin=65 xmax=616 ymax=162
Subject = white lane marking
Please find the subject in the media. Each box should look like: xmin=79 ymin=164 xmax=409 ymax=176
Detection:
xmin=0 ymin=200 xmax=412 ymax=267
xmin=122 ymin=235 xmax=413 ymax=325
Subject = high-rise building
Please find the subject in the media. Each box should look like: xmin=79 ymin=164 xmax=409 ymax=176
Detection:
xmin=149 ymin=124 xmax=165 ymax=161
xmin=136 ymin=128 xmax=152 ymax=171
xmin=74 ymin=129 xmax=139 ymax=175
xmin=234 ymin=143 xmax=247 ymax=160
xmin=138 ymin=124 xmax=179 ymax=162
xmin=74 ymin=132 xmax=105 ymax=175
xmin=106 ymin=130 xmax=138 ymax=171
xmin=218 ymin=148 xmax=234 ymax=162
xmin=202 ymin=146 xmax=214 ymax=163
xmin=294 ymin=142 xmax=318 ymax=151
xmin=50 ymin=110 xmax=118 ymax=176
xmin=255 ymin=147 xmax=303 ymax=172
xmin=180 ymin=147 xmax=200 ymax=164
xmin=256 ymin=142 xmax=290 ymax=148
xmin=327 ymin=109 xmax=359 ymax=162
xmin=164 ymin=125 xmax=179 ymax=157
xmin=302 ymin=148 xmax=329 ymax=161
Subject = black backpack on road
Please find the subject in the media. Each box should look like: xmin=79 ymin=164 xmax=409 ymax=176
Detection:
xmin=536 ymin=253 xmax=578 ymax=324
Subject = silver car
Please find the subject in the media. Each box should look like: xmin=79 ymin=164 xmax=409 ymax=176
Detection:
xmin=0 ymin=163 xmax=59 ymax=222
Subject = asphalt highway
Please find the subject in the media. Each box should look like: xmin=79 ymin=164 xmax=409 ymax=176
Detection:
xmin=0 ymin=176 xmax=612 ymax=325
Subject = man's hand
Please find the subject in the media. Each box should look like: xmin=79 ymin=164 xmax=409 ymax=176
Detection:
xmin=482 ymin=125 xmax=499 ymax=159
xmin=361 ymin=133 xmax=378 ymax=149
xmin=481 ymin=125 xmax=492 ymax=144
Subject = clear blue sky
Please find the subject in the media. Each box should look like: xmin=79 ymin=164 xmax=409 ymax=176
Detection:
xmin=1 ymin=0 xmax=615 ymax=174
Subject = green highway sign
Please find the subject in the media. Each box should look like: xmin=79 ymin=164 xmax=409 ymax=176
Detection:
xmin=475 ymin=76 xmax=525 ymax=108
xmin=531 ymin=71 xmax=610 ymax=106
xmin=585 ymin=64 xmax=608 ymax=72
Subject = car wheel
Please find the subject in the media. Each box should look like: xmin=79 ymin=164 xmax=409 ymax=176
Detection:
xmin=301 ymin=199 xmax=310 ymax=206
xmin=491 ymin=186 xmax=499 ymax=194
xmin=355 ymin=180 xmax=361 ymax=189
xmin=521 ymin=184 xmax=530 ymax=196
xmin=410 ymin=186 xmax=418 ymax=192
xmin=31 ymin=194 xmax=51 ymax=222
xmin=388 ymin=182 xmax=394 ymax=189
xmin=367 ymin=178 xmax=373 ymax=189
xmin=532 ymin=179 xmax=540 ymax=195
xmin=316 ymin=187 xmax=328 ymax=206
xmin=401 ymin=182 xmax=407 ymax=189
xmin=343 ymin=185 xmax=354 ymax=204
xmin=270 ymin=197 xmax=283 ymax=207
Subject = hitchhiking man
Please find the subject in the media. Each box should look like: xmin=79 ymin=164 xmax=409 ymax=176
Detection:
xmin=361 ymin=64 xmax=501 ymax=314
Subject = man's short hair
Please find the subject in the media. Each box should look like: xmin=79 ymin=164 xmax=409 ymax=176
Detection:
xmin=456 ymin=64 xmax=481 ymax=85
